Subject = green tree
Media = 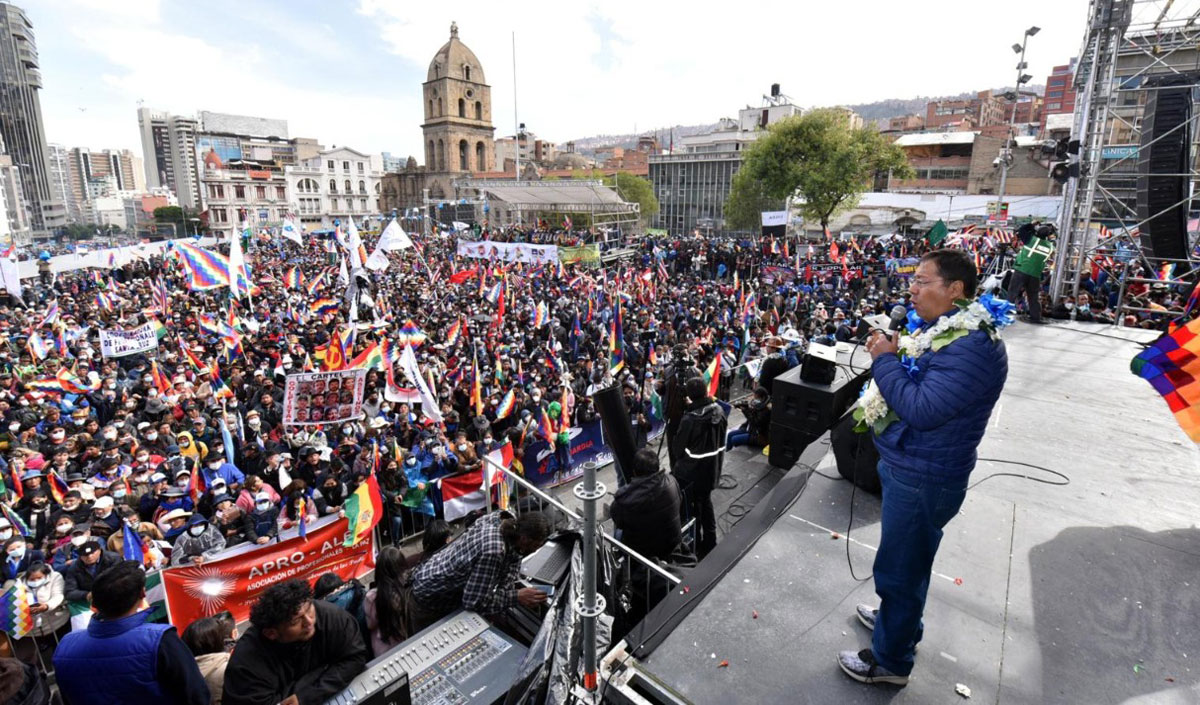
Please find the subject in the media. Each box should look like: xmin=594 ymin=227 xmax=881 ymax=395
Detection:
xmin=725 ymin=109 xmax=912 ymax=232
xmin=603 ymin=171 xmax=659 ymax=225
xmin=153 ymin=205 xmax=185 ymax=223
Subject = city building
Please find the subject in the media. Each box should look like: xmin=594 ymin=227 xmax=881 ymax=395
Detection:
xmin=381 ymin=152 xmax=404 ymax=173
xmin=0 ymin=149 xmax=29 ymax=241
xmin=138 ymin=107 xmax=201 ymax=210
xmin=195 ymin=149 xmax=289 ymax=239
xmin=0 ymin=2 xmax=65 ymax=235
xmin=62 ymin=147 xmax=143 ymax=223
xmin=122 ymin=189 xmax=177 ymax=232
xmin=925 ymin=91 xmax=1006 ymax=131
xmin=883 ymin=114 xmax=927 ymax=135
xmin=886 ymin=131 xmax=1050 ymax=197
xmin=649 ymin=89 xmax=802 ymax=235
xmin=46 ymin=143 xmax=73 ymax=220
xmin=1040 ymin=61 xmax=1077 ymax=135
xmin=285 ymin=146 xmax=383 ymax=230
xmin=495 ymin=131 xmax=557 ymax=169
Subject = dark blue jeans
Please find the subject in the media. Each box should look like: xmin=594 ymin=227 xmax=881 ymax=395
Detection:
xmin=871 ymin=461 xmax=967 ymax=676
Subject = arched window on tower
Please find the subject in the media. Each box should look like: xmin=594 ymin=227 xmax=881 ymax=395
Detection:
xmin=437 ymin=98 xmax=443 ymax=116
xmin=476 ymin=142 xmax=485 ymax=172
xmin=428 ymin=99 xmax=433 ymax=118
xmin=459 ymin=140 xmax=469 ymax=171
xmin=475 ymin=101 xmax=482 ymax=120
xmin=458 ymin=99 xmax=465 ymax=118
xmin=437 ymin=140 xmax=445 ymax=171
xmin=464 ymin=65 xmax=471 ymax=81
xmin=427 ymin=140 xmax=435 ymax=167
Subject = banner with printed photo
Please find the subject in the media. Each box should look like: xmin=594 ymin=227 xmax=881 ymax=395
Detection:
xmin=99 ymin=323 xmax=160 ymax=358
xmin=161 ymin=514 xmax=376 ymax=631
xmin=282 ymin=368 xmax=368 ymax=426
xmin=886 ymin=257 xmax=921 ymax=277
xmin=456 ymin=239 xmax=559 ymax=264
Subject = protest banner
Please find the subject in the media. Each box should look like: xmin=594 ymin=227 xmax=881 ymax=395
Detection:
xmin=760 ymin=265 xmax=797 ymax=284
xmin=161 ymin=514 xmax=376 ymax=630
xmin=99 ymin=322 xmax=160 ymax=358
xmin=558 ymin=244 xmax=601 ymax=266
xmin=282 ymin=368 xmax=368 ymax=426
xmin=522 ymin=416 xmax=665 ymax=488
xmin=886 ymin=257 xmax=921 ymax=277
xmin=456 ymin=240 xmax=558 ymax=264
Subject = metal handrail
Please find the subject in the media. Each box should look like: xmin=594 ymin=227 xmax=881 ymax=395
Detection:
xmin=483 ymin=455 xmax=682 ymax=586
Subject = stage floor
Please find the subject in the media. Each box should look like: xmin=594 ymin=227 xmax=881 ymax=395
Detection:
xmin=629 ymin=320 xmax=1200 ymax=704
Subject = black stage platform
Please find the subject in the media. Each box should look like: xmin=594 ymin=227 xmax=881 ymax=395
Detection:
xmin=602 ymin=321 xmax=1200 ymax=704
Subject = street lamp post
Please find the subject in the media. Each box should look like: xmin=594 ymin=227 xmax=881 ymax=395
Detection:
xmin=995 ymin=26 xmax=1040 ymax=227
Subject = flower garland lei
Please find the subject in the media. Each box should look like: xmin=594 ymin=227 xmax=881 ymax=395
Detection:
xmin=853 ymin=293 xmax=1014 ymax=434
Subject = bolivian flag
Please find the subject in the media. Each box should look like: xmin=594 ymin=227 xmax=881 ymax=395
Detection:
xmin=342 ymin=473 xmax=383 ymax=547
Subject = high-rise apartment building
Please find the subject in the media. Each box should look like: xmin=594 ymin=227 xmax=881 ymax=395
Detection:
xmin=0 ymin=2 xmax=65 ymax=235
xmin=138 ymin=107 xmax=202 ymax=210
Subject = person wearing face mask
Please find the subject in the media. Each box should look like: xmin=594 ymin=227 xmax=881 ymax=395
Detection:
xmin=137 ymin=473 xmax=170 ymax=522
xmin=247 ymin=491 xmax=279 ymax=544
xmin=200 ymin=452 xmax=245 ymax=493
xmin=140 ymin=425 xmax=170 ymax=457
xmin=176 ymin=430 xmax=207 ymax=467
xmin=37 ymin=423 xmax=70 ymax=460
xmin=313 ymin=473 xmax=345 ymax=516
xmin=3 ymin=535 xmax=43 ymax=582
xmin=45 ymin=515 xmax=77 ymax=556
xmin=19 ymin=561 xmax=68 ymax=640
xmin=171 ymin=515 xmax=226 ymax=566
xmin=52 ymin=489 xmax=91 ymax=526
xmin=88 ymin=496 xmax=122 ymax=541
xmin=212 ymin=494 xmax=256 ymax=547
xmin=17 ymin=489 xmax=55 ymax=545
xmin=452 ymin=432 xmax=482 ymax=477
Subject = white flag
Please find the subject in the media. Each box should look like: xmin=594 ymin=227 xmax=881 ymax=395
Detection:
xmin=229 ymin=227 xmax=246 ymax=299
xmin=0 ymin=252 xmax=21 ymax=301
xmin=399 ymin=343 xmax=443 ymax=423
xmin=366 ymin=247 xmax=389 ymax=272
xmin=377 ymin=218 xmax=414 ymax=251
xmin=281 ymin=217 xmax=304 ymax=245
xmin=346 ymin=218 xmax=365 ymax=270
xmin=337 ymin=254 xmax=349 ymax=287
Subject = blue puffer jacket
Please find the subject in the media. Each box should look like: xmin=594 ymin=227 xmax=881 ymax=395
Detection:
xmin=871 ymin=327 xmax=1008 ymax=484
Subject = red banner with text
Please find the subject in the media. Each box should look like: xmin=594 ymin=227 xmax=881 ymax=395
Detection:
xmin=161 ymin=515 xmax=376 ymax=630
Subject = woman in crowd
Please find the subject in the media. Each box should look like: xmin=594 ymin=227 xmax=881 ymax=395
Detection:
xmin=182 ymin=611 xmax=238 ymax=705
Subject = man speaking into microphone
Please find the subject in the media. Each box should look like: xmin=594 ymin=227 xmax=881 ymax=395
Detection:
xmin=837 ymin=249 xmax=1008 ymax=687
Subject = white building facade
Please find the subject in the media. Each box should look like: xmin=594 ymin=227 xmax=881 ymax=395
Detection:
xmin=284 ymin=147 xmax=383 ymax=231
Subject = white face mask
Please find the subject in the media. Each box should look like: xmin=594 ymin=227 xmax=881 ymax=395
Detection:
xmin=104 ymin=430 xmax=117 ymax=440
xmin=56 ymin=523 xmax=72 ymax=534
xmin=145 ymin=432 xmax=157 ymax=441
xmin=208 ymin=463 xmax=222 ymax=470
xmin=136 ymin=456 xmax=149 ymax=464
xmin=188 ymin=524 xmax=205 ymax=536
xmin=0 ymin=529 xmax=12 ymax=541
xmin=457 ymin=443 xmax=468 ymax=452
xmin=26 ymin=578 xmax=45 ymax=588
xmin=7 ymin=546 xmax=25 ymax=561
xmin=248 ymin=419 xmax=260 ymax=429
xmin=51 ymin=431 xmax=65 ymax=440
xmin=70 ymin=535 xmax=87 ymax=546
xmin=255 ymin=500 xmax=271 ymax=511
xmin=95 ymin=508 xmax=112 ymax=518
xmin=177 ymin=478 xmax=190 ymax=488
xmin=7 ymin=424 xmax=17 ymax=432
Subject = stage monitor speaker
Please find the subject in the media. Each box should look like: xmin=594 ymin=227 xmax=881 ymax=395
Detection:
xmin=799 ymin=343 xmax=837 ymax=385
xmin=593 ymin=384 xmax=636 ymax=483
xmin=1137 ymin=76 xmax=1194 ymax=263
xmin=768 ymin=422 xmax=812 ymax=468
xmin=829 ymin=411 xmax=881 ymax=494
xmin=771 ymin=364 xmax=869 ymax=435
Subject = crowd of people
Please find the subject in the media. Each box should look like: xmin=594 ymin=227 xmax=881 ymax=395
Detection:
xmin=0 ymin=215 xmax=1178 ymax=703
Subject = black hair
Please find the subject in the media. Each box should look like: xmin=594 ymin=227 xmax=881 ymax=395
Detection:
xmin=920 ymin=248 xmax=978 ymax=298
xmin=181 ymin=611 xmax=236 ymax=656
xmin=312 ymin=573 xmax=344 ymax=599
xmin=249 ymin=578 xmax=312 ymax=631
xmin=422 ymin=520 xmax=452 ymax=555
xmin=684 ymin=376 xmax=708 ymax=403
xmin=91 ymin=560 xmax=145 ymax=618
xmin=374 ymin=546 xmax=410 ymax=644
xmin=26 ymin=561 xmax=48 ymax=578
xmin=502 ymin=511 xmax=550 ymax=545
xmin=632 ymin=448 xmax=660 ymax=477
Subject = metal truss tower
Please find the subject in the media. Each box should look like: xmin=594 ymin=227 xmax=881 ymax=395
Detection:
xmin=1051 ymin=0 xmax=1200 ymax=314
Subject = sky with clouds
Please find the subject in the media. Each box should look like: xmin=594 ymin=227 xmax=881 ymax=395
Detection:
xmin=31 ymin=0 xmax=1090 ymax=164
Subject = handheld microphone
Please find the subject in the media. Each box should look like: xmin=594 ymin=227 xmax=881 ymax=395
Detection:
xmin=887 ymin=305 xmax=908 ymax=333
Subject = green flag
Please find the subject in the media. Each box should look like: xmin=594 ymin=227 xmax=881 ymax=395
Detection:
xmin=926 ymin=220 xmax=948 ymax=246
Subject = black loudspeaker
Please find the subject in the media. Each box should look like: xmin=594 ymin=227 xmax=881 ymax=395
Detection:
xmin=799 ymin=343 xmax=837 ymax=385
xmin=1137 ymin=76 xmax=1194 ymax=263
xmin=768 ymin=364 xmax=869 ymax=468
xmin=592 ymin=385 xmax=637 ymax=484
xmin=829 ymin=411 xmax=881 ymax=494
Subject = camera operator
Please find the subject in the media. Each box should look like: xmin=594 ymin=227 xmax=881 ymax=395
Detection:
xmin=1007 ymin=222 xmax=1056 ymax=325
xmin=663 ymin=345 xmax=700 ymax=448
xmin=669 ymin=377 xmax=727 ymax=559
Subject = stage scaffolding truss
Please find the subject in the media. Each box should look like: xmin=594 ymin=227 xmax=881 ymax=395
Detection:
xmin=1051 ymin=0 xmax=1200 ymax=322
